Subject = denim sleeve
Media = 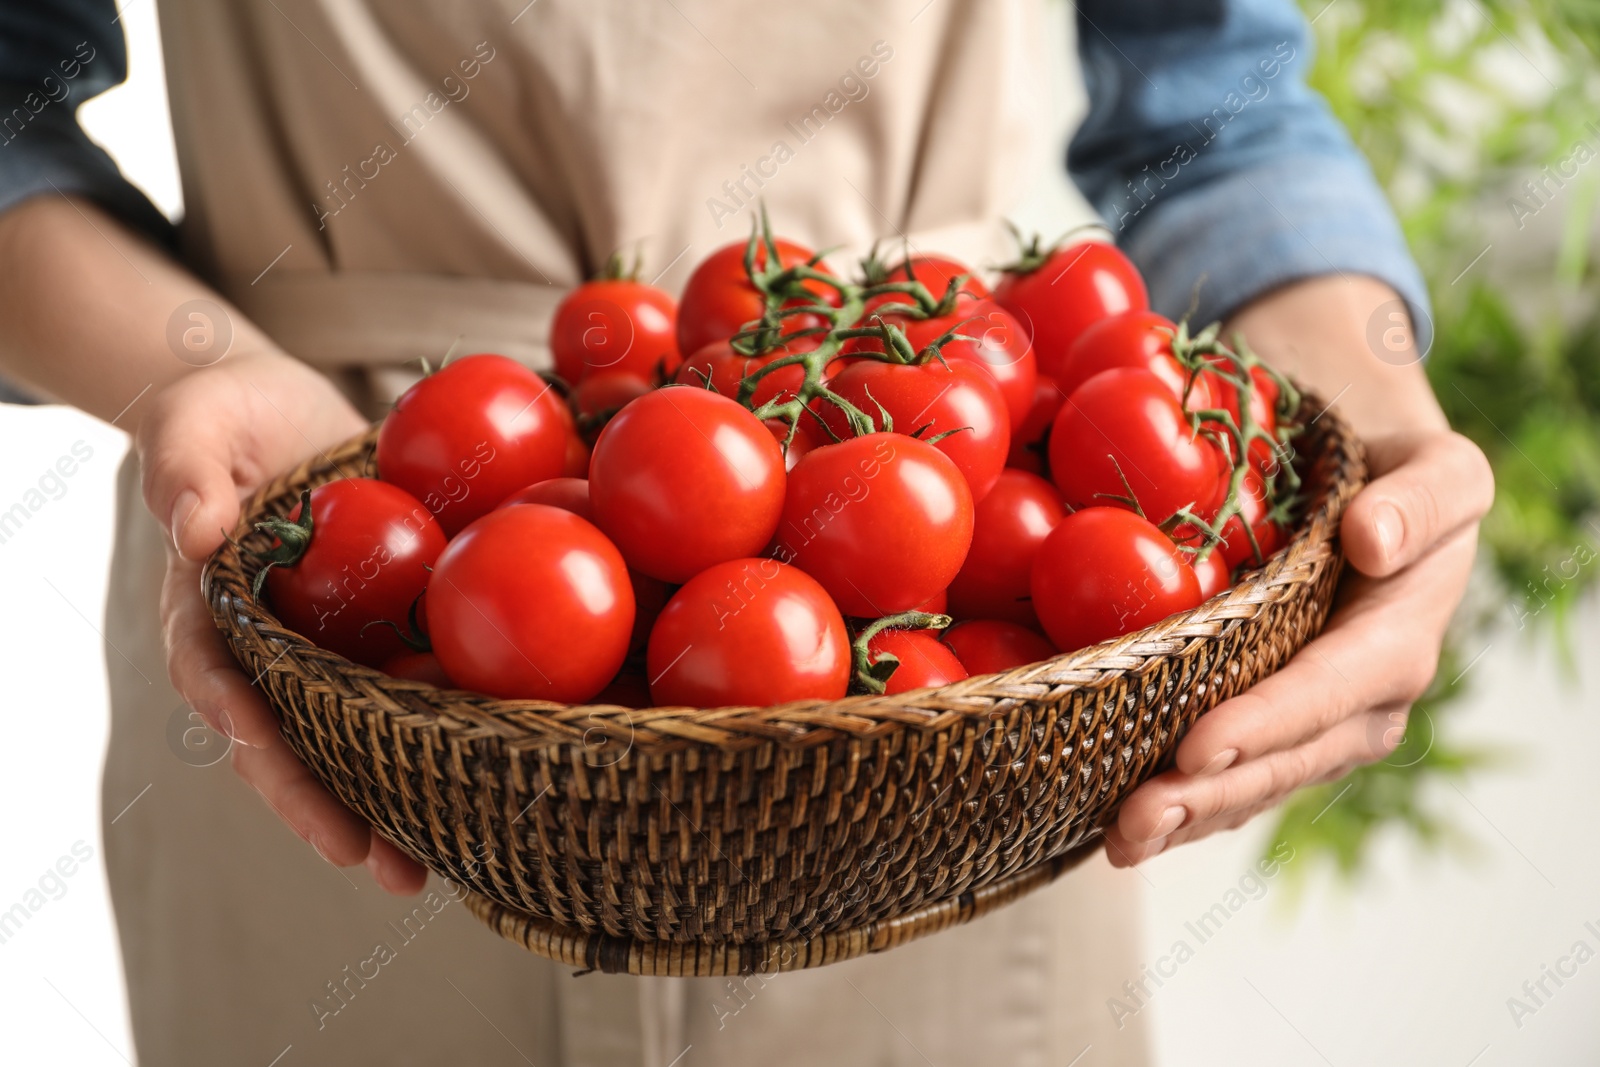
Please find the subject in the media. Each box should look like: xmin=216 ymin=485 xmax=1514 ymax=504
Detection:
xmin=1069 ymin=0 xmax=1431 ymax=354
xmin=0 ymin=0 xmax=173 ymax=244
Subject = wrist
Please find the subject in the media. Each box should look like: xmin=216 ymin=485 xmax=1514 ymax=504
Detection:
xmin=1225 ymin=274 xmax=1449 ymax=438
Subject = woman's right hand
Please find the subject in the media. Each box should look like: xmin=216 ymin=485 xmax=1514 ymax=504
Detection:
xmin=137 ymin=349 xmax=429 ymax=894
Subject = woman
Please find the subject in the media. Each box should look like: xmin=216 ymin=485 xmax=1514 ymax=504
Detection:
xmin=0 ymin=0 xmax=1491 ymax=1063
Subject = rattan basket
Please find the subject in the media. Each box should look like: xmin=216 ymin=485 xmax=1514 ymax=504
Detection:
xmin=203 ymin=388 xmax=1364 ymax=977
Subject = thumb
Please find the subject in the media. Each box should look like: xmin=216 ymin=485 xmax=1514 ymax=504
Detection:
xmin=137 ymin=410 xmax=243 ymax=562
xmin=1342 ymin=431 xmax=1493 ymax=578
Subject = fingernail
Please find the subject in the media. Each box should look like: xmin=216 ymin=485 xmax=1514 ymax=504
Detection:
xmin=169 ymin=489 xmax=201 ymax=556
xmin=1150 ymin=806 xmax=1187 ymax=839
xmin=309 ymin=832 xmax=336 ymax=864
xmin=1199 ymin=748 xmax=1238 ymax=776
xmin=1372 ymin=502 xmax=1403 ymax=563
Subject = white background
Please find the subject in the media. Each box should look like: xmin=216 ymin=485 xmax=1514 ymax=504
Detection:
xmin=2 ymin=3 xmax=1597 ymax=1065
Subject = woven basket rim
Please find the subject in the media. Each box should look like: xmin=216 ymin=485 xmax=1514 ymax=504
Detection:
xmin=202 ymin=384 xmax=1358 ymax=754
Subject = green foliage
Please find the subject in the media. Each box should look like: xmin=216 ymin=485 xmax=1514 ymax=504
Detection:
xmin=1271 ymin=0 xmax=1600 ymax=880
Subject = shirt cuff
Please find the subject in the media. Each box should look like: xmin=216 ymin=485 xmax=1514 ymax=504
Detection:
xmin=1120 ymin=152 xmax=1433 ymax=357
xmin=0 ymin=85 xmax=173 ymax=247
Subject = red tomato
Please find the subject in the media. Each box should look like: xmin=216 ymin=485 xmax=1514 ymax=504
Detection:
xmin=895 ymin=254 xmax=990 ymax=299
xmin=1030 ymin=506 xmax=1202 ymax=653
xmin=866 ymin=629 xmax=968 ymax=695
xmin=256 ymin=478 xmax=446 ymax=668
xmin=941 ymin=620 xmax=1057 ymax=676
xmin=946 ymin=469 xmax=1066 ymax=627
xmin=647 ymin=558 xmax=849 ymax=707
xmin=381 ymin=651 xmax=454 ymax=687
xmin=497 ymin=476 xmax=593 ymax=518
xmin=765 ymin=411 xmax=830 ymax=471
xmin=822 ymin=357 xmax=1010 ymax=501
xmin=994 ymin=241 xmax=1148 ymax=375
xmin=1191 ymin=550 xmax=1233 ymax=599
xmin=863 ymin=254 xmax=989 ymax=317
xmin=673 ymin=340 xmax=765 ymax=397
xmin=376 ymin=354 xmax=570 ymax=535
xmin=1055 ymin=310 xmax=1216 ymax=410
xmin=589 ymin=387 xmax=787 ymax=583
xmin=677 ymin=238 xmax=837 ymax=356
xmin=1203 ymin=359 xmax=1282 ymax=473
xmin=1049 ymin=367 xmax=1228 ymax=525
xmin=551 ymin=279 xmax=679 ymax=383
xmin=573 ymin=370 xmax=653 ymax=420
xmin=901 ymin=301 xmax=1037 ymax=432
xmin=1007 ymin=375 xmax=1068 ymax=475
xmin=1218 ymin=467 xmax=1286 ymax=568
xmin=773 ymin=434 xmax=973 ymax=617
xmin=495 ymin=477 xmax=669 ymax=652
xmin=561 ymin=432 xmax=590 ymax=478
xmin=428 ymin=505 xmax=634 ymax=702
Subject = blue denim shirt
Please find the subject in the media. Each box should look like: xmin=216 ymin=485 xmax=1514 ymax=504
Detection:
xmin=0 ymin=0 xmax=1429 ymax=347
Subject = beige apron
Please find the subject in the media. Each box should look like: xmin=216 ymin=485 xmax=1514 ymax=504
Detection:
xmin=104 ymin=1 xmax=1151 ymax=1062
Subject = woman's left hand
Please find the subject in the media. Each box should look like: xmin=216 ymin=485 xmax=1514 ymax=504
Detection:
xmin=1102 ymin=275 xmax=1494 ymax=867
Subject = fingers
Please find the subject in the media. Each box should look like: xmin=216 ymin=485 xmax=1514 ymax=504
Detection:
xmin=160 ymin=550 xmax=283 ymax=748
xmin=366 ymin=836 xmax=429 ymax=896
xmin=230 ymin=740 xmax=373 ymax=866
xmin=1175 ymin=527 xmax=1474 ymax=775
xmin=1107 ymin=708 xmax=1402 ymax=865
xmin=1343 ymin=431 xmax=1493 ymax=578
xmin=138 ymin=401 xmax=243 ymax=562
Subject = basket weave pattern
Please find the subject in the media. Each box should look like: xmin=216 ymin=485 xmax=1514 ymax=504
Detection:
xmin=204 ymin=392 xmax=1364 ymax=976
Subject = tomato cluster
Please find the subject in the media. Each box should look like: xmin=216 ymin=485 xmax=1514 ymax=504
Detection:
xmin=251 ymin=214 xmax=1303 ymax=707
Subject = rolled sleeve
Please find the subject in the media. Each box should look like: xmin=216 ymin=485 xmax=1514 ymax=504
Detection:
xmin=1069 ymin=0 xmax=1431 ymax=353
xmin=0 ymin=0 xmax=172 ymax=245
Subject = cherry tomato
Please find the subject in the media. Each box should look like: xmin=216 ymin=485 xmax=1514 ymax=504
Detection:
xmin=1191 ymin=550 xmax=1233 ymax=599
xmin=863 ymin=254 xmax=989 ymax=317
xmin=940 ymin=620 xmax=1057 ymax=676
xmin=647 ymin=558 xmax=849 ymax=707
xmin=895 ymin=254 xmax=990 ymax=299
xmin=773 ymin=433 xmax=973 ymax=617
xmin=497 ymin=476 xmax=593 ymax=518
xmin=1007 ymin=375 xmax=1067 ymax=476
xmin=428 ymin=505 xmax=634 ymax=702
xmin=901 ymin=301 xmax=1037 ymax=432
xmin=381 ymin=651 xmax=454 ymax=687
xmin=866 ymin=629 xmax=968 ymax=695
xmin=1030 ymin=506 xmax=1202 ymax=653
xmin=946 ymin=469 xmax=1066 ymax=627
xmin=677 ymin=238 xmax=837 ymax=356
xmin=589 ymin=386 xmax=787 ymax=583
xmin=495 ymin=477 xmax=669 ymax=652
xmin=994 ymin=241 xmax=1148 ymax=376
xmin=1049 ymin=367 xmax=1228 ymax=525
xmin=765 ymin=410 xmax=830 ymax=471
xmin=674 ymin=340 xmax=765 ymax=397
xmin=1202 ymin=359 xmax=1282 ymax=473
xmin=822 ymin=356 xmax=1010 ymax=501
xmin=551 ymin=278 xmax=679 ymax=383
xmin=1055 ymin=310 xmax=1216 ymax=411
xmin=1218 ymin=467 xmax=1286 ymax=568
xmin=573 ymin=370 xmax=653 ymax=421
xmin=376 ymin=354 xmax=570 ymax=535
xmin=561 ymin=432 xmax=590 ymax=478
xmin=256 ymin=478 xmax=446 ymax=668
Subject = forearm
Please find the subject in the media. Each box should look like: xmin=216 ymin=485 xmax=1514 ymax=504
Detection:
xmin=1226 ymin=274 xmax=1448 ymax=437
xmin=0 ymin=195 xmax=282 ymax=433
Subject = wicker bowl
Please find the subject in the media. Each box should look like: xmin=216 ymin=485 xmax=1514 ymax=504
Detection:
xmin=203 ymin=389 xmax=1364 ymax=976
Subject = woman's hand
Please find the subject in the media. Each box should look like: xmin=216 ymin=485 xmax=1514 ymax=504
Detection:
xmin=1103 ymin=275 xmax=1494 ymax=867
xmin=138 ymin=350 xmax=429 ymax=894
